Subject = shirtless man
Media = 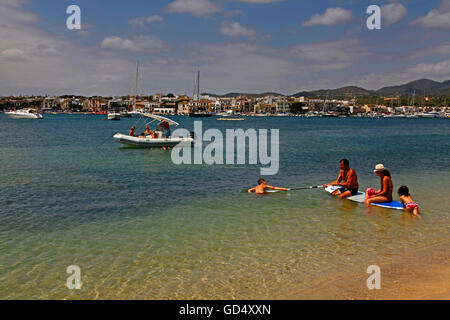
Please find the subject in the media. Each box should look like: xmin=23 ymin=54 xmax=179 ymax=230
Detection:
xmin=248 ymin=179 xmax=288 ymax=194
xmin=324 ymin=159 xmax=359 ymax=199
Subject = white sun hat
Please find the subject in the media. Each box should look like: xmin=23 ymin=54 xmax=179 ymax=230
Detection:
xmin=373 ymin=164 xmax=386 ymax=172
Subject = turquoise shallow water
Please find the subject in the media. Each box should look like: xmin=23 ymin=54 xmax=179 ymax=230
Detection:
xmin=0 ymin=115 xmax=449 ymax=299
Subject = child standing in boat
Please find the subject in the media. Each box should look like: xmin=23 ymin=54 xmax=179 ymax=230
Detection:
xmin=398 ymin=186 xmax=420 ymax=216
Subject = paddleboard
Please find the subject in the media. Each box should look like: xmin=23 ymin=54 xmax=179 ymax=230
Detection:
xmin=325 ymin=186 xmax=404 ymax=211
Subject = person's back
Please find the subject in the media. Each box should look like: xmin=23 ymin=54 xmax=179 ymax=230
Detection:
xmin=248 ymin=178 xmax=288 ymax=194
xmin=398 ymin=186 xmax=419 ymax=216
xmin=381 ymin=175 xmax=393 ymax=201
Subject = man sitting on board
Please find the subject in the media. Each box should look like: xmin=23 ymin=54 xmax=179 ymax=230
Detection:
xmin=248 ymin=179 xmax=288 ymax=194
xmin=323 ymin=159 xmax=359 ymax=198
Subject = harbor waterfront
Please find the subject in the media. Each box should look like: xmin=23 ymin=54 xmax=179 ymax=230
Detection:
xmin=0 ymin=115 xmax=449 ymax=299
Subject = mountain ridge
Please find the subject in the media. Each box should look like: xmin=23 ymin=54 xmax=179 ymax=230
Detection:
xmin=203 ymin=79 xmax=450 ymax=98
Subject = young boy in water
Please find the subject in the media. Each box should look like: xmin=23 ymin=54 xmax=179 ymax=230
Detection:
xmin=398 ymin=186 xmax=420 ymax=216
xmin=248 ymin=179 xmax=288 ymax=194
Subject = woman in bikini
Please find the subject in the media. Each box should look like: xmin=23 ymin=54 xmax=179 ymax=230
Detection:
xmin=365 ymin=164 xmax=393 ymax=206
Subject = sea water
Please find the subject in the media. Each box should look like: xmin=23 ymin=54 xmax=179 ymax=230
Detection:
xmin=0 ymin=115 xmax=448 ymax=299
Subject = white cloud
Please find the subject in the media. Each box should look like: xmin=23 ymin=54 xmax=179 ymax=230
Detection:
xmin=302 ymin=8 xmax=352 ymax=27
xmin=381 ymin=3 xmax=407 ymax=26
xmin=410 ymin=43 xmax=450 ymax=59
xmin=101 ymin=36 xmax=163 ymax=52
xmin=413 ymin=2 xmax=450 ymax=29
xmin=408 ymin=59 xmax=450 ymax=76
xmin=129 ymin=15 xmax=164 ymax=27
xmin=220 ymin=22 xmax=256 ymax=37
xmin=358 ymin=58 xmax=450 ymax=89
xmin=2 ymin=0 xmax=28 ymax=8
xmin=440 ymin=0 xmax=450 ymax=12
xmin=290 ymin=39 xmax=366 ymax=67
xmin=235 ymin=0 xmax=284 ymax=3
xmin=167 ymin=0 xmax=220 ymax=17
xmin=0 ymin=48 xmax=29 ymax=62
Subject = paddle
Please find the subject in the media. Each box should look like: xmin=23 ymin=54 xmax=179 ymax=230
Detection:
xmin=262 ymin=185 xmax=324 ymax=193
xmin=288 ymin=185 xmax=324 ymax=191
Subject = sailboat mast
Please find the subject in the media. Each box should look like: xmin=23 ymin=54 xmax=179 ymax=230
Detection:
xmin=134 ymin=62 xmax=139 ymax=112
xmin=197 ymin=71 xmax=200 ymax=101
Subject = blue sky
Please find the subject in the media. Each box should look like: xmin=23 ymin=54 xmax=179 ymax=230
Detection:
xmin=1 ymin=0 xmax=449 ymax=96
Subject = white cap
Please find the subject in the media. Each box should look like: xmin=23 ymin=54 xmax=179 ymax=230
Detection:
xmin=374 ymin=164 xmax=386 ymax=172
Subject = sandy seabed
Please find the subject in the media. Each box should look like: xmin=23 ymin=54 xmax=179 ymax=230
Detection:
xmin=283 ymin=240 xmax=450 ymax=300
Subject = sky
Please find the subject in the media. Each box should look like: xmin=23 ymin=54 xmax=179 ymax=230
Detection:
xmin=0 ymin=0 xmax=449 ymax=96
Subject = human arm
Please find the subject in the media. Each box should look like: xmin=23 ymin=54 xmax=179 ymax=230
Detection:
xmin=266 ymin=185 xmax=288 ymax=191
xmin=374 ymin=177 xmax=390 ymax=197
xmin=324 ymin=171 xmax=343 ymax=187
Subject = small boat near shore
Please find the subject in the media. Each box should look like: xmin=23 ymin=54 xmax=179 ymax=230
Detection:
xmin=5 ymin=109 xmax=43 ymax=119
xmin=107 ymin=112 xmax=121 ymax=121
xmin=189 ymin=112 xmax=212 ymax=118
xmin=217 ymin=118 xmax=244 ymax=121
xmin=113 ymin=113 xmax=194 ymax=148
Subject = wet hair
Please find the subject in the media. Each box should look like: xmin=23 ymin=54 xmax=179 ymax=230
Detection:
xmin=339 ymin=159 xmax=349 ymax=166
xmin=398 ymin=186 xmax=409 ymax=196
xmin=379 ymin=169 xmax=391 ymax=178
xmin=258 ymin=178 xmax=266 ymax=185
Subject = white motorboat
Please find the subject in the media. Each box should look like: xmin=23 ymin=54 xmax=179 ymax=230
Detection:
xmin=113 ymin=113 xmax=194 ymax=148
xmin=108 ymin=112 xmax=121 ymax=120
xmin=5 ymin=109 xmax=43 ymax=119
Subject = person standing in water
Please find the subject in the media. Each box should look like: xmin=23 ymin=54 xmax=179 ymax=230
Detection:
xmin=324 ymin=159 xmax=359 ymax=198
xmin=365 ymin=164 xmax=393 ymax=206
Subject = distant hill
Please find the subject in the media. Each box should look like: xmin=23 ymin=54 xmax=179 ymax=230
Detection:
xmin=292 ymin=86 xmax=372 ymax=98
xmin=203 ymin=92 xmax=285 ymax=98
xmin=292 ymin=79 xmax=450 ymax=98
xmin=203 ymin=79 xmax=450 ymax=99
xmin=376 ymin=79 xmax=450 ymax=96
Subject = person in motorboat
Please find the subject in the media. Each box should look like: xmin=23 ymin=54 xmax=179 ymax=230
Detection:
xmin=139 ymin=125 xmax=153 ymax=137
xmin=155 ymin=122 xmax=163 ymax=138
xmin=161 ymin=120 xmax=171 ymax=138
xmin=128 ymin=126 xmax=136 ymax=136
xmin=365 ymin=164 xmax=393 ymax=206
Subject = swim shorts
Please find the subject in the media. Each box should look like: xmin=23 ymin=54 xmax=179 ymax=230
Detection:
xmin=338 ymin=187 xmax=359 ymax=196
